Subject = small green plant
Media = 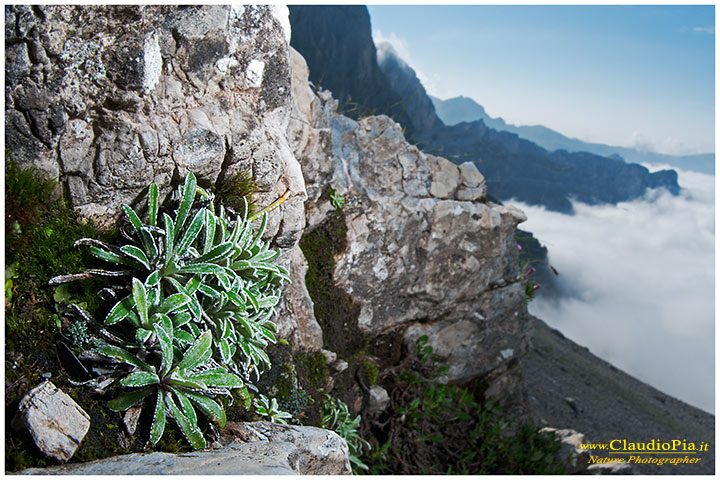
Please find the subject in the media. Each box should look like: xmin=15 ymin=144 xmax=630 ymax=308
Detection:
xmin=50 ymin=172 xmax=290 ymax=449
xmin=67 ymin=320 xmax=92 ymax=347
xmin=364 ymin=337 xmax=564 ymax=474
xmin=254 ymin=394 xmax=293 ymax=424
xmin=329 ymin=188 xmax=345 ymax=210
xmin=214 ymin=170 xmax=258 ymax=217
xmin=322 ymin=396 xmax=371 ymax=472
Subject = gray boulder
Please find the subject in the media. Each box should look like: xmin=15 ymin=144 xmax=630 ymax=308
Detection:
xmin=11 ymin=381 xmax=90 ymax=463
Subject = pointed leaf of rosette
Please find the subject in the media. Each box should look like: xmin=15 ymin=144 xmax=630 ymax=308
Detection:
xmin=175 ymin=172 xmax=197 ymax=234
xmin=108 ymin=387 xmax=153 ymax=412
xmin=166 ymin=277 xmax=202 ymax=320
xmin=247 ymin=213 xmax=267 ymax=251
xmin=166 ymin=373 xmax=208 ymax=390
xmin=189 ymin=242 xmax=234 ymax=265
xmin=121 ymin=204 xmax=144 ymax=234
xmin=139 ymin=227 xmax=158 ymax=260
xmin=174 ymin=209 xmax=205 ymax=258
xmin=219 ymin=338 xmax=232 ymax=364
xmin=118 ymin=245 xmax=150 ymax=270
xmin=174 ymin=329 xmax=195 ymax=347
xmin=187 ymin=369 xmax=244 ymax=389
xmin=176 ymin=330 xmax=212 ymax=373
xmin=121 ymin=371 xmax=160 ymax=388
xmin=86 ymin=245 xmax=141 ymax=268
xmin=97 ymin=345 xmax=154 ymax=372
xmin=145 ymin=270 xmax=161 ymax=287
xmin=165 ymin=389 xmax=206 ymax=450
xmin=185 ymin=391 xmax=227 ymax=428
xmin=185 ymin=275 xmax=201 ymax=295
xmin=172 ymin=388 xmax=198 ymax=427
xmin=149 ymin=390 xmax=166 ymax=446
xmin=132 ymin=278 xmax=149 ymax=328
xmin=203 ymin=210 xmax=217 ymax=255
xmin=176 ymin=263 xmax=225 ymax=275
xmin=153 ymin=315 xmax=174 ymax=376
xmin=172 ymin=311 xmax=192 ymax=328
xmin=104 ymin=295 xmax=134 ymax=326
xmin=259 ymin=325 xmax=277 ymax=344
xmin=158 ymin=293 xmax=191 ymax=315
xmin=163 ymin=213 xmax=176 ymax=264
xmin=135 ymin=327 xmax=153 ymax=345
xmin=148 ymin=183 xmax=159 ymax=227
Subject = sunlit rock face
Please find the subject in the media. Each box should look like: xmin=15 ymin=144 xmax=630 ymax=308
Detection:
xmin=5 ymin=5 xmax=305 ymax=247
xmin=288 ymin=51 xmax=531 ymax=405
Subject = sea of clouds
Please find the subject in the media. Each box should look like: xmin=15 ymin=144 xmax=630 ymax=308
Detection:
xmin=510 ymin=167 xmax=715 ymax=413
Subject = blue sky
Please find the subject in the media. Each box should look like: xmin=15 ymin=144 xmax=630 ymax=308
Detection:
xmin=368 ymin=5 xmax=715 ymax=155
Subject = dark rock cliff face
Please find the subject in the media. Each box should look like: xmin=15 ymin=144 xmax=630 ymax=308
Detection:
xmin=376 ymin=42 xmax=443 ymax=135
xmin=288 ymin=5 xmax=416 ymax=140
xmin=289 ymin=6 xmax=681 ymax=214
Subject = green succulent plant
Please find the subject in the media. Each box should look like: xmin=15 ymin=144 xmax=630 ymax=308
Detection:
xmin=253 ymin=394 xmax=293 ymax=425
xmin=102 ymin=330 xmax=242 ymax=449
xmin=322 ymin=396 xmax=371 ymax=472
xmin=50 ymin=172 xmax=291 ymax=449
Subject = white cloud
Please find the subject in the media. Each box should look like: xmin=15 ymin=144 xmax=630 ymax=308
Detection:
xmin=629 ymin=130 xmax=703 ymax=156
xmin=511 ymin=169 xmax=715 ymax=413
xmin=692 ymin=26 xmax=715 ymax=35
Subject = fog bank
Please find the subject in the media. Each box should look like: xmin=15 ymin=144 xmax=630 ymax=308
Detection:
xmin=511 ymin=168 xmax=714 ymax=413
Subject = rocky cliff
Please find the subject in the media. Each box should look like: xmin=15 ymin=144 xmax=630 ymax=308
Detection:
xmin=6 ymin=4 xmax=535 ymax=472
xmin=288 ymin=5 xmax=681 ymax=214
xmin=288 ymin=48 xmax=531 ymax=402
xmin=287 ymin=5 xmax=419 ymax=140
xmin=376 ymin=42 xmax=444 ymax=135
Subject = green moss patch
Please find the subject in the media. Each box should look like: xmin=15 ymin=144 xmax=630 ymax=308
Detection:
xmin=299 ymin=209 xmax=366 ymax=357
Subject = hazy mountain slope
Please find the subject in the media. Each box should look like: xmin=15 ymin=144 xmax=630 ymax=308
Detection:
xmin=376 ymin=42 xmax=443 ymax=134
xmin=416 ymin=118 xmax=679 ymax=213
xmin=431 ymin=95 xmax=715 ymax=175
xmin=523 ymin=316 xmax=714 ymax=475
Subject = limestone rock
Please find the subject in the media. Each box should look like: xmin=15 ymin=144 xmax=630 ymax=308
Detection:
xmin=222 ymin=421 xmax=352 ymax=475
xmin=276 ymin=246 xmax=323 ymax=352
xmin=12 ymin=381 xmax=90 ymax=463
xmin=428 ymin=155 xmax=460 ymax=199
xmin=19 ymin=422 xmax=351 ymax=475
xmin=458 ymin=161 xmax=485 ymax=188
xmin=541 ymin=427 xmax=591 ymax=474
xmin=5 ymin=5 xmax=306 ymax=250
xmin=366 ymin=385 xmax=390 ymax=415
xmin=18 ymin=442 xmax=302 ymax=475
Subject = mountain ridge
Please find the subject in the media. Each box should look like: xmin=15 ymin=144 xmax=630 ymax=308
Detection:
xmin=431 ymin=95 xmax=715 ymax=175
